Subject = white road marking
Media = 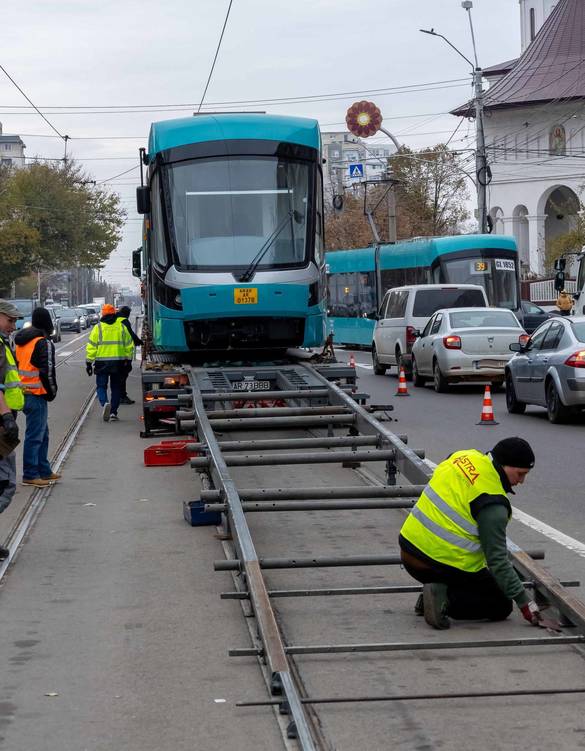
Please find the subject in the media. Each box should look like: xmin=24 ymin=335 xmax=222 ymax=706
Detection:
xmin=356 ymin=363 xmax=373 ymax=370
xmin=57 ymin=351 xmax=73 ymax=357
xmin=511 ymin=508 xmax=585 ymax=559
xmin=425 ymin=458 xmax=585 ymax=559
xmin=55 ymin=331 xmax=87 ymax=352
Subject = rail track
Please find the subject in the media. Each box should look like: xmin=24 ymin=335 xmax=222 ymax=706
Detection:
xmin=0 ymin=334 xmax=95 ymax=581
xmin=163 ymin=359 xmax=585 ymax=749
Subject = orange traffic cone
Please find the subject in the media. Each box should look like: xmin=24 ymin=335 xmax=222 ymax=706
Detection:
xmin=349 ymin=353 xmax=356 ymax=368
xmin=395 ymin=366 xmax=410 ymax=397
xmin=477 ymin=384 xmax=499 ymax=425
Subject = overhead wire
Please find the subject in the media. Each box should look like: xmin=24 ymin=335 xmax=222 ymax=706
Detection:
xmin=196 ymin=0 xmax=234 ymax=113
xmin=0 ymin=62 xmax=67 ymax=140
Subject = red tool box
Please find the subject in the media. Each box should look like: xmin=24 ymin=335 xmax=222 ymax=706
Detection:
xmin=144 ymin=438 xmax=199 ymax=467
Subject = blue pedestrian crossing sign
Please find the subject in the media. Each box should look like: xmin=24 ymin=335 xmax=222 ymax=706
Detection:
xmin=348 ymin=163 xmax=364 ymax=179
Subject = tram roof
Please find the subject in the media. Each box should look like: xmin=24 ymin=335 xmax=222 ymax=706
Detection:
xmin=147 ymin=114 xmax=321 ymax=159
xmin=326 ymin=235 xmax=517 ymax=272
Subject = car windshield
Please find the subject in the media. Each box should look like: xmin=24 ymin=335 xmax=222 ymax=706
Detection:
xmin=12 ymin=300 xmax=33 ymax=315
xmin=449 ymin=310 xmax=520 ymax=329
xmin=412 ymin=289 xmax=486 ymax=317
xmin=571 ymin=322 xmax=585 ymax=342
xmin=439 ymin=255 xmax=519 ymax=310
xmin=164 ymin=156 xmax=312 ymax=270
xmin=61 ymin=309 xmax=78 ymax=316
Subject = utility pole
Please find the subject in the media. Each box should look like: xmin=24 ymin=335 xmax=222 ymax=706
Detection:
xmin=421 ymin=1 xmax=490 ymax=235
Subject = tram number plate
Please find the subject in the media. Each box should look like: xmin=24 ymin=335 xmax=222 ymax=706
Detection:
xmin=234 ymin=287 xmax=258 ymax=304
xmin=232 ymin=380 xmax=271 ymax=392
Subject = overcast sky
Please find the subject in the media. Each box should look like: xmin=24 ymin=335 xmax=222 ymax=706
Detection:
xmin=2 ymin=0 xmax=522 ymax=289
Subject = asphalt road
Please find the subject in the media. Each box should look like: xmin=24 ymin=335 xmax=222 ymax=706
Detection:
xmin=338 ymin=346 xmax=585 ymax=594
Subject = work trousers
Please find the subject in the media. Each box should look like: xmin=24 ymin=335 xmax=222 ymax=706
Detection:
xmin=401 ymin=549 xmax=513 ymax=621
xmin=120 ymin=362 xmax=132 ymax=398
xmin=95 ymin=371 xmax=121 ymax=415
xmin=22 ymin=394 xmax=52 ymax=481
xmin=0 ymin=451 xmax=16 ymax=513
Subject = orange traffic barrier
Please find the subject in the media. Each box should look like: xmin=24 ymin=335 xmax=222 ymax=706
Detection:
xmin=477 ymin=384 xmax=499 ymax=425
xmin=395 ymin=366 xmax=410 ymax=397
xmin=349 ymin=353 xmax=356 ymax=368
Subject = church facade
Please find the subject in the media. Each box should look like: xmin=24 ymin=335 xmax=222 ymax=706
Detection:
xmin=457 ymin=0 xmax=584 ymax=277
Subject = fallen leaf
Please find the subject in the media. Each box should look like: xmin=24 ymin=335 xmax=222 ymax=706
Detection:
xmin=83 ymin=502 xmax=96 ymax=507
xmin=45 ymin=692 xmax=59 ymax=697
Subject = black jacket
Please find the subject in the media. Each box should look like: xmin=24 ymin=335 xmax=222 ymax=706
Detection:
xmin=14 ymin=327 xmax=58 ymax=402
xmin=116 ymin=314 xmax=143 ymax=346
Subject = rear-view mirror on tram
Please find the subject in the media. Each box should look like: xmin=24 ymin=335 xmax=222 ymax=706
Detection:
xmin=136 ymin=186 xmax=150 ymax=215
xmin=132 ymin=248 xmax=142 ymax=278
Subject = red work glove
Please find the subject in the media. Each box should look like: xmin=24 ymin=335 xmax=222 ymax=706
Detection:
xmin=520 ymin=600 xmax=541 ymax=625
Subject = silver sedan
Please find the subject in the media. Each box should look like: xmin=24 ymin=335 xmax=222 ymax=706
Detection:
xmin=505 ymin=315 xmax=585 ymax=423
xmin=411 ymin=307 xmax=527 ymax=392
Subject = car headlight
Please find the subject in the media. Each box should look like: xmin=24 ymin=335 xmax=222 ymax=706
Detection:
xmin=73 ymin=318 xmax=79 ymax=323
xmin=23 ymin=321 xmax=32 ymax=328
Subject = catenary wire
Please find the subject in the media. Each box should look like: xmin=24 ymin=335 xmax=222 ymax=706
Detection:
xmin=197 ymin=0 xmax=235 ymax=113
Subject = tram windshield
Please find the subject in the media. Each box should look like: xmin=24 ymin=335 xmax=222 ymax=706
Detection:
xmin=435 ymin=254 xmax=519 ymax=311
xmin=164 ymin=156 xmax=312 ymax=271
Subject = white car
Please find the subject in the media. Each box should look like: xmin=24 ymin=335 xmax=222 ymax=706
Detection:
xmin=411 ymin=307 xmax=528 ymax=392
xmin=372 ymin=284 xmax=489 ymax=377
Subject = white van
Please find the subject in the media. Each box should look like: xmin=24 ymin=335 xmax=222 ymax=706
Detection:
xmin=372 ymin=284 xmax=489 ymax=376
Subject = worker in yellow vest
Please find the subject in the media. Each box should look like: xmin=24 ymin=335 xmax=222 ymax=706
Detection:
xmin=0 ymin=299 xmax=25 ymax=560
xmin=399 ymin=438 xmax=540 ymax=630
xmin=86 ymin=304 xmax=133 ymax=422
xmin=14 ymin=307 xmax=58 ymax=488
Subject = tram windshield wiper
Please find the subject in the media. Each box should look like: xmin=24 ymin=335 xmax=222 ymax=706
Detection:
xmin=238 ymin=209 xmax=302 ymax=283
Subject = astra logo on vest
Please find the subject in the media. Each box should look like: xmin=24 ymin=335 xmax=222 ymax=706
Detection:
xmin=452 ymin=455 xmax=480 ymax=485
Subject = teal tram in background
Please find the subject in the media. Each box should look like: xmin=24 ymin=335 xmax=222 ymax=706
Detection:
xmin=326 ymin=235 xmax=521 ymax=347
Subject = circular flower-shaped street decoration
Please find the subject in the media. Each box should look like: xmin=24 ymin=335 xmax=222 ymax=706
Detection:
xmin=345 ymin=101 xmax=383 ymax=138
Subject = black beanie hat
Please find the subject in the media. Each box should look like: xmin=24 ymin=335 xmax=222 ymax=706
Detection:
xmin=492 ymin=437 xmax=535 ymax=469
xmin=32 ymin=307 xmax=53 ymax=336
xmin=118 ymin=305 xmax=131 ymax=318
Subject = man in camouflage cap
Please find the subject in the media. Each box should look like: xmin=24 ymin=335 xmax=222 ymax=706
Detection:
xmin=0 ymin=300 xmax=24 ymax=561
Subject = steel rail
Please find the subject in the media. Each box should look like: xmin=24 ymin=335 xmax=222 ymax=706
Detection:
xmin=200 ymin=485 xmax=426 ymax=501
xmin=186 ymin=369 xmax=319 ymax=751
xmin=0 ymin=387 xmax=96 ymax=582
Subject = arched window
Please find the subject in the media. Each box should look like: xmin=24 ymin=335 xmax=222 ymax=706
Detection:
xmin=530 ymin=8 xmax=536 ymax=41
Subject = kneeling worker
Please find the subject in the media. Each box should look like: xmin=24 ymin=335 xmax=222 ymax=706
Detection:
xmin=399 ymin=438 xmax=541 ymax=629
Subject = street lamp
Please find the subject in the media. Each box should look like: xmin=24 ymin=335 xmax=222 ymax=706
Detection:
xmin=420 ymin=0 xmax=490 ymax=234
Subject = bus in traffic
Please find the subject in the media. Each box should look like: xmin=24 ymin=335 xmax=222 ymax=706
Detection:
xmin=326 ymin=234 xmax=521 ymax=347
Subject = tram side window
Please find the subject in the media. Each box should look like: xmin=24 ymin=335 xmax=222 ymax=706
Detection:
xmin=150 ymin=174 xmax=168 ymax=270
xmin=380 ymin=266 xmax=427 ymax=293
xmin=328 ymin=271 xmax=377 ymax=318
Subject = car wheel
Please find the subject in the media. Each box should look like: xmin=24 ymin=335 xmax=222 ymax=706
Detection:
xmin=546 ymin=380 xmax=570 ymax=424
xmin=505 ymin=372 xmax=526 ymax=414
xmin=372 ymin=345 xmax=387 ymax=376
xmin=412 ymin=357 xmax=426 ymax=387
xmin=433 ymin=360 xmax=449 ymax=393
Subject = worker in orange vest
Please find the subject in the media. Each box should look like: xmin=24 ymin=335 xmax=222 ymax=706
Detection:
xmin=14 ymin=307 xmax=58 ymax=488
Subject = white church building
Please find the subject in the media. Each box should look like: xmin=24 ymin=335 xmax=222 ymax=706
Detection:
xmin=456 ymin=0 xmax=584 ymax=277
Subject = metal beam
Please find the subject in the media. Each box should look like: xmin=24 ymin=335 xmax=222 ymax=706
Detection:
xmin=230 ymin=634 xmax=585 ymax=657
xmin=206 ymin=414 xmax=357 ymax=430
xmin=206 ymin=406 xmax=350 ymax=419
xmin=186 ymin=435 xmax=389 ymax=453
xmin=206 ymin=499 xmax=416 ymax=513
xmin=191 ymin=449 xmax=396 ymax=469
xmin=200 ymin=485 xmax=426 ymax=502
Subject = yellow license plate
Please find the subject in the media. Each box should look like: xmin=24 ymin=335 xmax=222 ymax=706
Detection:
xmin=234 ymin=287 xmax=258 ymax=305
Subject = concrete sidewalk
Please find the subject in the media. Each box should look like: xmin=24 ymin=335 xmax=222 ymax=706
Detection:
xmin=0 ymin=401 xmax=283 ymax=751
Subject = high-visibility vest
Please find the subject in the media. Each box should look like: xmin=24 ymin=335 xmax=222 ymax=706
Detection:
xmin=16 ymin=336 xmax=46 ymax=395
xmin=86 ymin=319 xmax=133 ymax=363
xmin=1 ymin=340 xmax=24 ymax=411
xmin=400 ymin=449 xmax=511 ymax=573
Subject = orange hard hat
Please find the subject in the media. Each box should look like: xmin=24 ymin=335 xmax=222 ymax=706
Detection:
xmin=101 ymin=304 xmax=116 ymax=315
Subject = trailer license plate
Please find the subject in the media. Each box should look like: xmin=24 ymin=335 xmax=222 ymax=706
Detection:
xmin=234 ymin=287 xmax=258 ymax=304
xmin=232 ymin=380 xmax=271 ymax=392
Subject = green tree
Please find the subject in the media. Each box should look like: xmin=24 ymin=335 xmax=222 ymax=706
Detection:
xmin=325 ymin=144 xmax=470 ymax=250
xmin=0 ymin=161 xmax=126 ymax=295
xmin=546 ymin=211 xmax=585 ymax=273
